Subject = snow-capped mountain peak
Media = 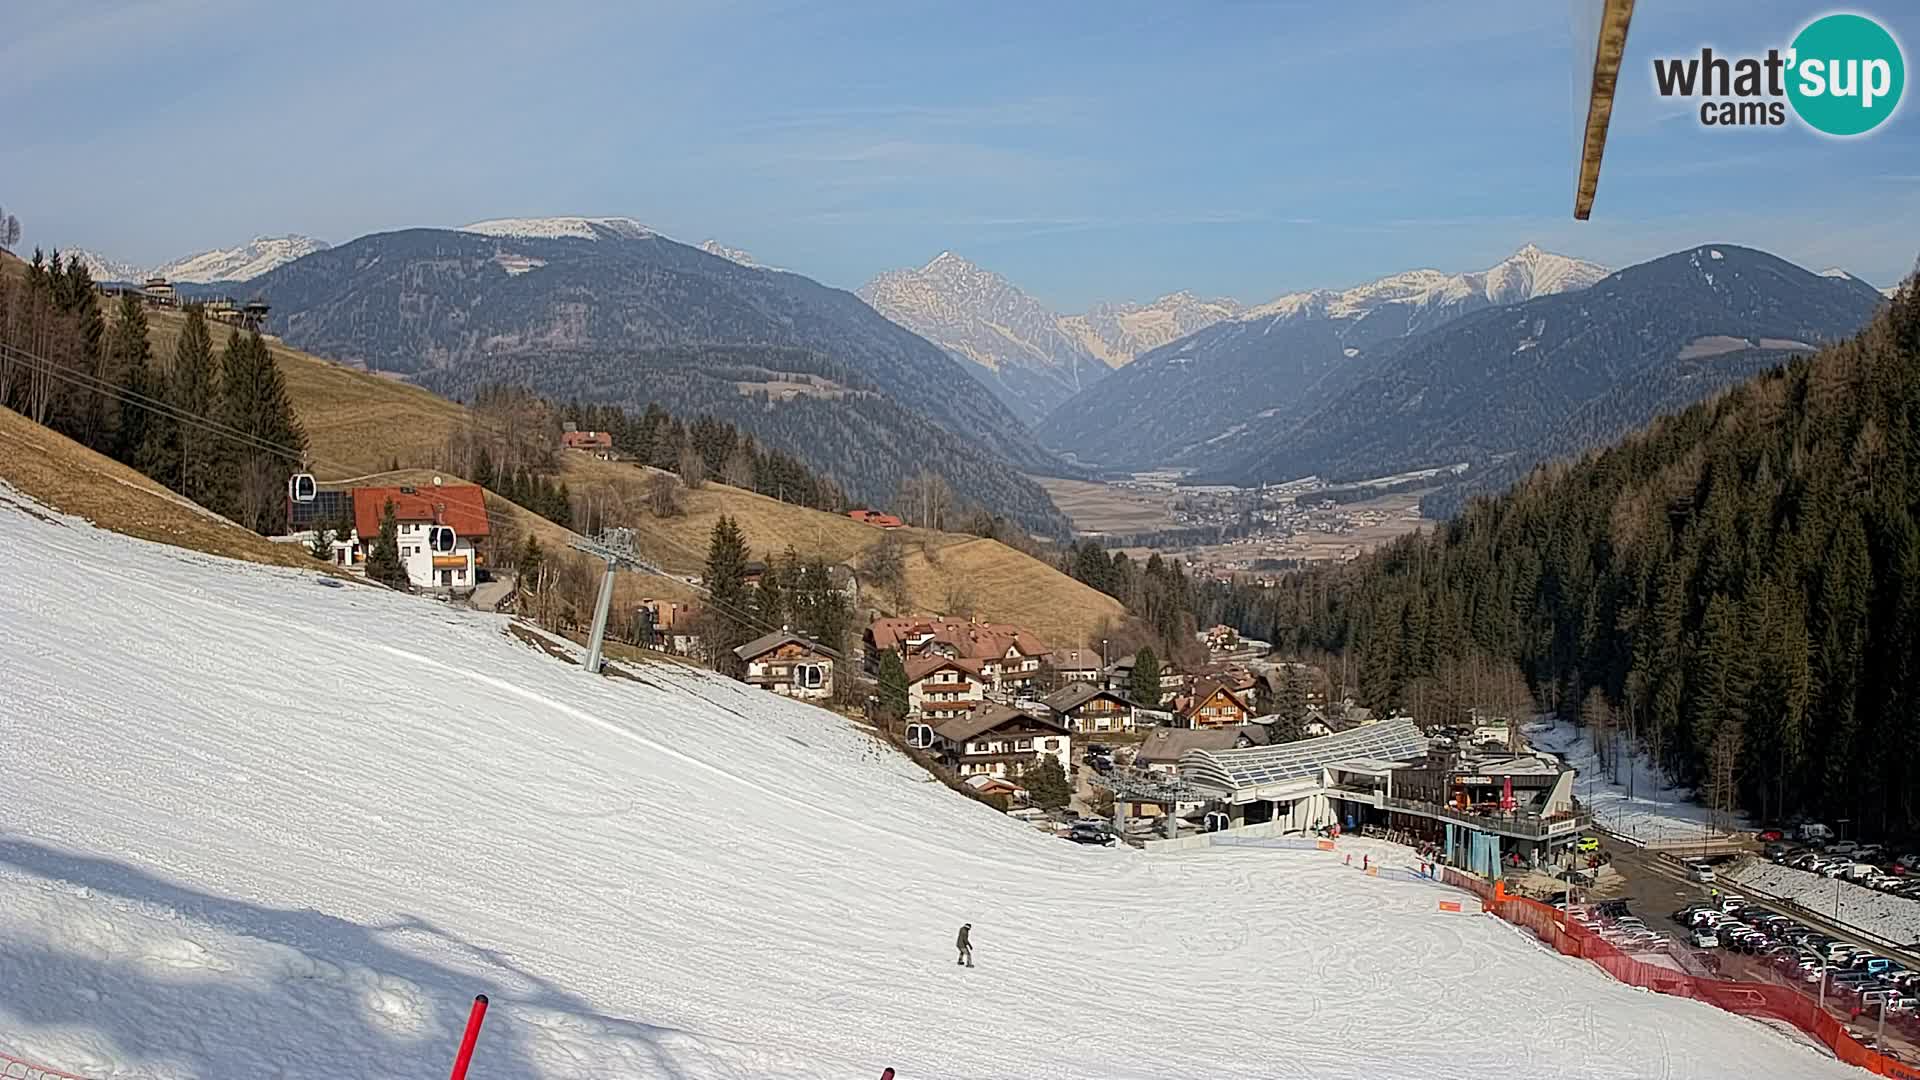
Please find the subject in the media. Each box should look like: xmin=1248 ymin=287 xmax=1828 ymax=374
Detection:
xmin=699 ymin=239 xmax=759 ymax=267
xmin=158 ymin=235 xmax=330 ymax=283
xmin=1239 ymin=245 xmax=1607 ymax=328
xmin=459 ymin=216 xmax=653 ymax=241
xmin=62 ymin=249 xmax=147 ymax=284
xmin=54 ymin=235 xmax=329 ymax=284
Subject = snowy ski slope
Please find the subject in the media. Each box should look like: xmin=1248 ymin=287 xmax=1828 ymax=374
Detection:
xmin=0 ymin=489 xmax=1859 ymax=1080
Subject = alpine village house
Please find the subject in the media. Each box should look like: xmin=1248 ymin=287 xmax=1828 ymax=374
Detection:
xmin=734 ymin=630 xmax=840 ymax=701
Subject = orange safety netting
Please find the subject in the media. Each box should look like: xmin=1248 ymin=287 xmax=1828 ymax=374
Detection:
xmin=3 ymin=1050 xmax=93 ymax=1080
xmin=1440 ymin=868 xmax=1920 ymax=1078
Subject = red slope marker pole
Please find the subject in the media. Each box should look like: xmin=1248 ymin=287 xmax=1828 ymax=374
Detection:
xmin=449 ymin=994 xmax=490 ymax=1080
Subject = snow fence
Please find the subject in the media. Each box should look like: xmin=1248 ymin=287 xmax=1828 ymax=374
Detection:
xmin=2 ymin=1050 xmax=91 ymax=1080
xmin=1443 ymin=869 xmax=1920 ymax=1078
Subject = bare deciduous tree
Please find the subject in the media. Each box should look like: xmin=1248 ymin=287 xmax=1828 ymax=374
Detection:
xmin=677 ymin=445 xmax=707 ymax=490
xmin=649 ymin=471 xmax=685 ymax=518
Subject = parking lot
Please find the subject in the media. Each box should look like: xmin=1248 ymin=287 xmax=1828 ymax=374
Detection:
xmin=1574 ymin=832 xmax=1920 ymax=1063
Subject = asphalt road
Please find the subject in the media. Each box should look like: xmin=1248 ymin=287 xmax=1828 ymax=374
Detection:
xmin=1599 ymin=831 xmax=1920 ymax=1062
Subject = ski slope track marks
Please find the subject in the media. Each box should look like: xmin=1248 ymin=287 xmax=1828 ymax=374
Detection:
xmin=0 ymin=484 xmax=1861 ymax=1079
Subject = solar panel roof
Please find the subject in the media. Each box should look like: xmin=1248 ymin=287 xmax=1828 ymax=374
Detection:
xmin=1180 ymin=717 xmax=1428 ymax=793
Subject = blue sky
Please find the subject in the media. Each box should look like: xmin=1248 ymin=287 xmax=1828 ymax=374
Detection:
xmin=3 ymin=0 xmax=1915 ymax=310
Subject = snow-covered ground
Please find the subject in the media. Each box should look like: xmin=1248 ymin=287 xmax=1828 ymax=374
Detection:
xmin=1526 ymin=718 xmax=1751 ymax=844
xmin=0 ymin=491 xmax=1858 ymax=1079
xmin=1727 ymin=860 xmax=1920 ymax=948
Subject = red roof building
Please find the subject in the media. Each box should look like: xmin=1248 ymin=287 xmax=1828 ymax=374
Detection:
xmin=847 ymin=509 xmax=904 ymax=529
xmin=351 ymin=483 xmax=491 ymax=541
xmin=562 ymin=430 xmax=614 ymax=453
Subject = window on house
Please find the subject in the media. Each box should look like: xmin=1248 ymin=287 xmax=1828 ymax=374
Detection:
xmin=1016 ymin=739 xmax=1032 ymax=752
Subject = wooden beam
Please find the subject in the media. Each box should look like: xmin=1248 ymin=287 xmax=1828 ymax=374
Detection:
xmin=1574 ymin=0 xmax=1637 ymax=220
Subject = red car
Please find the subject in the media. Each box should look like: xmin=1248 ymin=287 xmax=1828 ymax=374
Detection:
xmin=1757 ymin=829 xmax=1785 ymax=842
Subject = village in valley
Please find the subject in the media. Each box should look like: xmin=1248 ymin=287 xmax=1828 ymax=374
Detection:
xmin=272 ymin=424 xmax=1587 ymax=881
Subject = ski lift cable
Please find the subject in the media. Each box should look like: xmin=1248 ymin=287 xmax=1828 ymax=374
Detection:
xmin=1 ymin=342 xmax=325 ymax=467
xmin=9 ymin=340 xmax=921 ymax=697
xmin=2 ymin=340 xmax=526 ymax=539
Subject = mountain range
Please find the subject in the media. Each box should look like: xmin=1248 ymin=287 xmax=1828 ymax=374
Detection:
xmin=231 ymin=220 xmax=1075 ymax=534
xmin=1271 ymin=245 xmax=1885 ymax=514
xmin=64 ymin=235 xmax=330 ymax=285
xmin=858 ymin=253 xmax=1241 ymax=424
xmin=1041 ymin=244 xmax=1611 ymax=471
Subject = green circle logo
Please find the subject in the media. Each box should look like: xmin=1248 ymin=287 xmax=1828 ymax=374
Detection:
xmin=1787 ymin=13 xmax=1905 ymax=136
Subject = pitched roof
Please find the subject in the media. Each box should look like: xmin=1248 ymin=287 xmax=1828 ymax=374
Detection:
xmin=351 ymin=483 xmax=491 ymax=542
xmin=868 ymin=616 xmax=1050 ymax=661
xmin=1180 ymin=679 xmax=1251 ymax=722
xmin=732 ymin=630 xmax=842 ymax=662
xmin=902 ymin=654 xmax=986 ymax=684
xmin=1041 ymin=682 xmax=1133 ymax=713
xmin=1134 ymin=726 xmax=1241 ymax=765
xmin=931 ymin=703 xmax=1067 ymax=745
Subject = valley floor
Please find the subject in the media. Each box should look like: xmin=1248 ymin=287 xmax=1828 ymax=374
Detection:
xmin=0 ymin=485 xmax=1859 ymax=1079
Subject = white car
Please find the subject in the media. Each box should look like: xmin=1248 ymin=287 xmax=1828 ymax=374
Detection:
xmin=1691 ymin=928 xmax=1720 ymax=948
xmin=1688 ymin=864 xmax=1716 ymax=883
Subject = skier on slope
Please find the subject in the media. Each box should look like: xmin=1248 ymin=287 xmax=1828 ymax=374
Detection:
xmin=956 ymin=922 xmax=974 ymax=967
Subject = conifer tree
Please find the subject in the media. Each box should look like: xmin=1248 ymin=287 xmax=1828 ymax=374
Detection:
xmin=754 ymin=550 xmax=787 ymax=629
xmin=216 ymin=329 xmax=306 ymax=533
xmin=168 ymin=306 xmax=223 ymax=509
xmin=518 ymin=534 xmax=545 ymax=585
xmin=876 ymin=649 xmax=909 ymax=724
xmin=106 ymin=293 xmax=155 ymax=470
xmin=1020 ymin=755 xmax=1072 ymax=811
xmin=364 ymin=500 xmax=410 ymax=589
xmin=1129 ymin=646 xmax=1162 ymax=707
xmin=705 ymin=515 xmax=752 ymax=674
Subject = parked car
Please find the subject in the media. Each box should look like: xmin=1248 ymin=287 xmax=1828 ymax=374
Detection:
xmin=1066 ymin=821 xmax=1115 ymax=846
xmin=1830 ymin=841 xmax=1861 ymax=857
xmin=1688 ymin=863 xmax=1717 ymax=883
xmin=1576 ymin=835 xmax=1601 ymax=853
xmin=1690 ymin=927 xmax=1720 ymax=948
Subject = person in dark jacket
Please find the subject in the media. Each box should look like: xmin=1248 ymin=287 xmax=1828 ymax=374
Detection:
xmin=956 ymin=923 xmax=973 ymax=967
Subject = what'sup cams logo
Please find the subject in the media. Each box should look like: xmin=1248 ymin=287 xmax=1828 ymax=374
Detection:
xmin=1653 ymin=12 xmax=1905 ymax=135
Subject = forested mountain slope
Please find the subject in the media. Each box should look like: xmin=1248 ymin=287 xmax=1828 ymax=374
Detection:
xmin=1219 ymin=276 xmax=1920 ymax=832
xmin=1216 ymin=246 xmax=1886 ymax=490
xmin=237 ymin=227 xmax=1072 ymax=534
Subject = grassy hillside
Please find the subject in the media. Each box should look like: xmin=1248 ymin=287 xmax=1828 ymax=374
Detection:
xmin=0 ymin=405 xmax=353 ymax=577
xmin=138 ymin=308 xmax=1127 ymax=645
